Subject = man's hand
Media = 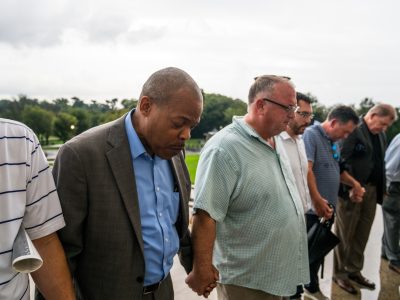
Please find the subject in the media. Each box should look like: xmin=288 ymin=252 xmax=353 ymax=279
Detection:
xmin=185 ymin=264 xmax=219 ymax=298
xmin=350 ymin=185 xmax=365 ymax=203
xmin=313 ymin=197 xmax=334 ymax=219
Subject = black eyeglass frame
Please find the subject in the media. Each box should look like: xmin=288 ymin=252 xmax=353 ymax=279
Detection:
xmin=296 ymin=110 xmax=315 ymax=119
xmin=261 ymin=98 xmax=299 ymax=113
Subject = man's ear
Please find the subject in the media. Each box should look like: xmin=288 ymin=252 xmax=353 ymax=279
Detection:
xmin=255 ymin=98 xmax=265 ymax=114
xmin=138 ymin=96 xmax=152 ymax=116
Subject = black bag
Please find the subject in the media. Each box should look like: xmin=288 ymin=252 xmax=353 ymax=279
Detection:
xmin=307 ymin=217 xmax=340 ymax=265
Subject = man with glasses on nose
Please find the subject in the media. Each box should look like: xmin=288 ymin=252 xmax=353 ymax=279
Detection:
xmin=275 ymin=92 xmax=314 ymax=299
xmin=302 ymin=105 xmax=362 ymax=300
xmin=186 ymin=75 xmax=309 ymax=299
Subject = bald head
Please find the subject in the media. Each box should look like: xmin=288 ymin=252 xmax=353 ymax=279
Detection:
xmin=133 ymin=67 xmax=203 ymax=159
xmin=140 ymin=67 xmax=202 ymax=106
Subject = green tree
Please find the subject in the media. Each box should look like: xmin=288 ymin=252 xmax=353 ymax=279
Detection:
xmin=357 ymin=98 xmax=375 ymax=116
xmin=70 ymin=108 xmax=91 ymax=134
xmin=22 ymin=106 xmax=54 ymax=144
xmin=54 ymin=113 xmax=78 ymax=142
xmin=191 ymin=93 xmax=245 ymax=138
xmin=121 ymin=99 xmax=138 ymax=110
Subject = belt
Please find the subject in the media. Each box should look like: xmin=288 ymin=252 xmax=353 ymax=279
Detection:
xmin=143 ymin=281 xmax=162 ymax=295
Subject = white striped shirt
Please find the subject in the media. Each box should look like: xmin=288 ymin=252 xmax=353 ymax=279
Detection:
xmin=0 ymin=118 xmax=65 ymax=300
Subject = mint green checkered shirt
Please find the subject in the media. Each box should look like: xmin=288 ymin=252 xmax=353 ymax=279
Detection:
xmin=193 ymin=117 xmax=309 ymax=296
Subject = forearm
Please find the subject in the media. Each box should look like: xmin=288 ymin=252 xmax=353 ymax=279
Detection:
xmin=31 ymin=233 xmax=75 ymax=300
xmin=340 ymin=171 xmax=361 ymax=188
xmin=307 ymin=162 xmax=333 ymax=218
xmin=307 ymin=168 xmax=323 ymax=204
xmin=191 ymin=209 xmax=216 ymax=271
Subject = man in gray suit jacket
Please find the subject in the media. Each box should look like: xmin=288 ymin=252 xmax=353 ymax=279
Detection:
xmin=51 ymin=67 xmax=204 ymax=300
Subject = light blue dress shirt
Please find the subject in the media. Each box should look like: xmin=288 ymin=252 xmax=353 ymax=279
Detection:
xmin=386 ymin=133 xmax=400 ymax=185
xmin=125 ymin=110 xmax=180 ymax=286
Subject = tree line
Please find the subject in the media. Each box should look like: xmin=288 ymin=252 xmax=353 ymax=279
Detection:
xmin=0 ymin=93 xmax=399 ymax=145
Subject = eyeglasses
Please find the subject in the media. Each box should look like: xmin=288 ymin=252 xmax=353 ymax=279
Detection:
xmin=296 ymin=110 xmax=315 ymax=119
xmin=331 ymin=143 xmax=340 ymax=161
xmin=261 ymin=98 xmax=299 ymax=113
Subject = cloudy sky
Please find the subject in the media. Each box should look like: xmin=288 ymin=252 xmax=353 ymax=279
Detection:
xmin=0 ymin=0 xmax=399 ymax=107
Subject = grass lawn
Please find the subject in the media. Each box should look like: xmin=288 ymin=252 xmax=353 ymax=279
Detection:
xmin=185 ymin=153 xmax=200 ymax=183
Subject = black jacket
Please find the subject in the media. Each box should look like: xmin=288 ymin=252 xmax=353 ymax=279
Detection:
xmin=339 ymin=117 xmax=387 ymax=204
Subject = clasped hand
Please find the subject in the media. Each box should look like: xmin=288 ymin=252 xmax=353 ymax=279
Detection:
xmin=185 ymin=265 xmax=219 ymax=298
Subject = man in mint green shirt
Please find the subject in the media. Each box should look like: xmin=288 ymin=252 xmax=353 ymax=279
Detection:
xmin=186 ymin=75 xmax=309 ymax=299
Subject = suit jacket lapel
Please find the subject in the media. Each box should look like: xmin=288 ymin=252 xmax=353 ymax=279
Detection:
xmin=169 ymin=153 xmax=190 ymax=238
xmin=106 ymin=115 xmax=144 ymax=254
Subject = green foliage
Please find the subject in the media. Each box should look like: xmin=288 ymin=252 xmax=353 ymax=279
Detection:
xmin=53 ymin=113 xmax=78 ymax=142
xmin=185 ymin=153 xmax=200 ymax=183
xmin=22 ymin=106 xmax=54 ymax=144
xmin=69 ymin=108 xmax=91 ymax=134
xmin=191 ymin=93 xmax=247 ymax=139
xmin=1 ymin=93 xmax=399 ymax=144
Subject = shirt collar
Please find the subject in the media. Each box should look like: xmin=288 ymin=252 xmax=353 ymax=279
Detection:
xmin=233 ymin=116 xmax=274 ymax=148
xmin=124 ymin=109 xmax=147 ymax=159
xmin=279 ymin=131 xmax=299 ymax=141
xmin=315 ymin=124 xmax=332 ymax=142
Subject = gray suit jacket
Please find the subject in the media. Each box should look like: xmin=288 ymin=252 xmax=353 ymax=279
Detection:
xmin=52 ymin=114 xmax=193 ymax=300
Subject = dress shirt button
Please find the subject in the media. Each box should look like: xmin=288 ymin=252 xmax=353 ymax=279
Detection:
xmin=159 ymin=212 xmax=162 ymax=217
xmin=156 ymin=186 xmax=160 ymax=192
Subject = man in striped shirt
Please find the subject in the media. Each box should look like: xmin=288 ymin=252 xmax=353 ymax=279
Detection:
xmin=0 ymin=118 xmax=74 ymax=300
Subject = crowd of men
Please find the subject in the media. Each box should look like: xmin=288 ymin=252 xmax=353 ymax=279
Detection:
xmin=0 ymin=68 xmax=399 ymax=300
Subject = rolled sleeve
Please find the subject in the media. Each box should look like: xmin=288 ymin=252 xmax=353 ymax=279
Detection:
xmin=193 ymin=146 xmax=239 ymax=222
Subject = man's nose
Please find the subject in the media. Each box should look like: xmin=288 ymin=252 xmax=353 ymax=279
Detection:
xmin=179 ymin=127 xmax=191 ymax=140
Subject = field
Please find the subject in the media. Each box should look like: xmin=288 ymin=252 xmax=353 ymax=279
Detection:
xmin=185 ymin=153 xmax=200 ymax=183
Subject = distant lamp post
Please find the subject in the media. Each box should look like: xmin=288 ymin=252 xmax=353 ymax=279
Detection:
xmin=70 ymin=124 xmax=75 ymax=130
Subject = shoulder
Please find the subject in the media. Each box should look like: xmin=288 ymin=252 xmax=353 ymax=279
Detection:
xmin=303 ymin=125 xmax=320 ymax=143
xmin=0 ymin=118 xmax=36 ymax=137
xmin=64 ymin=115 xmax=125 ymax=151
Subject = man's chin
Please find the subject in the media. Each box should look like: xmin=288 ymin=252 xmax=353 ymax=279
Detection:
xmin=159 ymin=148 xmax=182 ymax=159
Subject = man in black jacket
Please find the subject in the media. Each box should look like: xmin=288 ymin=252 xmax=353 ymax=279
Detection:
xmin=333 ymin=103 xmax=397 ymax=295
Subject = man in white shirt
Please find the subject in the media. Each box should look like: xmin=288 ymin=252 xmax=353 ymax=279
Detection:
xmin=277 ymin=92 xmax=313 ymax=213
xmin=276 ymin=92 xmax=314 ymax=300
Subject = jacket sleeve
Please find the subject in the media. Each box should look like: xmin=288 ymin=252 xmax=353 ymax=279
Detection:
xmin=52 ymin=143 xmax=88 ymax=276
